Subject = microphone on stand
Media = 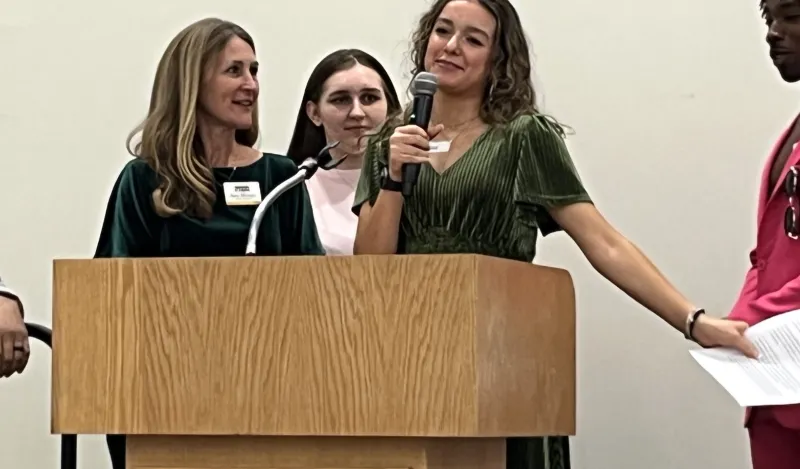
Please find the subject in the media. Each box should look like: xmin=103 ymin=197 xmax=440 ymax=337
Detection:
xmin=402 ymin=71 xmax=439 ymax=197
xmin=245 ymin=141 xmax=341 ymax=255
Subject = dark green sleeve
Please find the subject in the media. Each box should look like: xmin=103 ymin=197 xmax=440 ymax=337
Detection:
xmin=287 ymin=184 xmax=325 ymax=256
xmin=352 ymin=133 xmax=386 ymax=216
xmin=94 ymin=160 xmax=162 ymax=258
xmin=513 ymin=115 xmax=593 ymax=236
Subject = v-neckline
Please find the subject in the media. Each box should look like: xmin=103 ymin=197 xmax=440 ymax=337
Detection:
xmin=427 ymin=129 xmax=491 ymax=177
xmin=763 ymin=113 xmax=800 ymax=203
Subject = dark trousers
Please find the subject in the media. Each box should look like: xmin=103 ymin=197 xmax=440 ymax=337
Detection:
xmin=506 ymin=437 xmax=571 ymax=469
xmin=106 ymin=434 xmax=126 ymax=469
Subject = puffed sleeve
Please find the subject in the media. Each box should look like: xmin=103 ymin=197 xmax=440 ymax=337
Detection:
xmin=513 ymin=114 xmax=593 ymax=236
xmin=94 ymin=159 xmax=162 ymax=258
xmin=352 ymin=132 xmax=388 ymax=216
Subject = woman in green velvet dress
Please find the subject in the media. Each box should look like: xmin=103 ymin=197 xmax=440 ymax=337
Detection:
xmin=351 ymin=1 xmax=758 ymax=468
xmin=93 ymin=18 xmax=323 ymax=469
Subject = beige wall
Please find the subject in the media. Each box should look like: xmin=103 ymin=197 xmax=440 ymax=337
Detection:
xmin=0 ymin=1 xmax=787 ymax=468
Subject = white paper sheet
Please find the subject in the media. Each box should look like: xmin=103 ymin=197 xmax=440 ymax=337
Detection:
xmin=689 ymin=309 xmax=800 ymax=407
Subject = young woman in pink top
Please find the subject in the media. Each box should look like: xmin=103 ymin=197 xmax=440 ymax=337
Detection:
xmin=287 ymin=49 xmax=401 ymax=254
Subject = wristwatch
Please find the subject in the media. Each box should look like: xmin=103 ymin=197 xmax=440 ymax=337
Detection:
xmin=380 ymin=166 xmax=403 ymax=192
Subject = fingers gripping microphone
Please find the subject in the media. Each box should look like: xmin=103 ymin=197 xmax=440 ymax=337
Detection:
xmin=402 ymin=72 xmax=439 ymax=197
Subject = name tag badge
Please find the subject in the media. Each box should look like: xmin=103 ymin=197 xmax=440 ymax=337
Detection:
xmin=428 ymin=140 xmax=451 ymax=153
xmin=223 ymin=181 xmax=262 ymax=206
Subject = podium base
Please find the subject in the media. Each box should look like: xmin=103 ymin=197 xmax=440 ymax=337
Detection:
xmin=126 ymin=435 xmax=505 ymax=469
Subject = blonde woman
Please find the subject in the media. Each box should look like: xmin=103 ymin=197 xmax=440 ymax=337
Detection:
xmin=95 ymin=17 xmax=323 ymax=259
xmin=93 ymin=18 xmax=323 ymax=468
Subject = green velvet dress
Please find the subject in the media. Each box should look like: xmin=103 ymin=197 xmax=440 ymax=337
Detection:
xmin=94 ymin=153 xmax=324 ymax=469
xmin=352 ymin=114 xmax=592 ymax=469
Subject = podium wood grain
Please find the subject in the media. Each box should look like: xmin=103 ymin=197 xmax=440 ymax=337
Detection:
xmin=51 ymin=254 xmax=575 ymax=468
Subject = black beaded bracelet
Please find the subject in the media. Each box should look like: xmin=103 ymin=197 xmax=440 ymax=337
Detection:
xmin=684 ymin=308 xmax=706 ymax=341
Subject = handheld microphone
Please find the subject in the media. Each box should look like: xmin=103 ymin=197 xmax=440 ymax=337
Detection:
xmin=245 ymin=141 xmax=340 ymax=255
xmin=402 ymin=72 xmax=439 ymax=197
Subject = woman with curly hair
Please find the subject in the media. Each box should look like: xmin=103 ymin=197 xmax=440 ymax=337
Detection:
xmin=352 ymin=1 xmax=757 ymax=467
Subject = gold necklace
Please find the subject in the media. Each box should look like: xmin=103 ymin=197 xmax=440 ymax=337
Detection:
xmin=436 ymin=115 xmax=481 ymax=135
xmin=437 ymin=117 xmax=484 ymax=154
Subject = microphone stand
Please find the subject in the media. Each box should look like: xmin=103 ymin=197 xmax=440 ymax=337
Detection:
xmin=245 ymin=141 xmax=342 ymax=255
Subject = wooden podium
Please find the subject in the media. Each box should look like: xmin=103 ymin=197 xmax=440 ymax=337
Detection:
xmin=51 ymin=254 xmax=575 ymax=469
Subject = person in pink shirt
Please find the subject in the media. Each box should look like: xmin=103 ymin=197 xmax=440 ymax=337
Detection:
xmin=727 ymin=1 xmax=800 ymax=467
xmin=287 ymin=49 xmax=401 ymax=254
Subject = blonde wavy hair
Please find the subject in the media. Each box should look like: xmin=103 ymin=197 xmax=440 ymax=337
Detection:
xmin=126 ymin=18 xmax=260 ymax=219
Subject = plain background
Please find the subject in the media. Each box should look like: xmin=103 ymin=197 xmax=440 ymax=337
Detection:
xmin=0 ymin=1 xmax=793 ymax=468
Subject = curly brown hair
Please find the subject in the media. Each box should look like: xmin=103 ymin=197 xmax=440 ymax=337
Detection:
xmin=402 ymin=0 xmax=562 ymax=133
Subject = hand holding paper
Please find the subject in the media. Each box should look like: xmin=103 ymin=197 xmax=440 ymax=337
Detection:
xmin=690 ymin=309 xmax=800 ymax=407
xmin=692 ymin=314 xmax=759 ymax=358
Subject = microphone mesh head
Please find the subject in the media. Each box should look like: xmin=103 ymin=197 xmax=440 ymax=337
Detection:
xmin=412 ymin=72 xmax=439 ymax=96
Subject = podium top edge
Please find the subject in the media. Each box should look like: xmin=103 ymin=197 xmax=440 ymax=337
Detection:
xmin=51 ymin=254 xmax=569 ymax=274
xmin=54 ymin=254 xmax=501 ymax=262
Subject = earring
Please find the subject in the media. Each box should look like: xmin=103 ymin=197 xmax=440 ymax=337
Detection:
xmin=487 ymin=79 xmax=496 ymax=102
